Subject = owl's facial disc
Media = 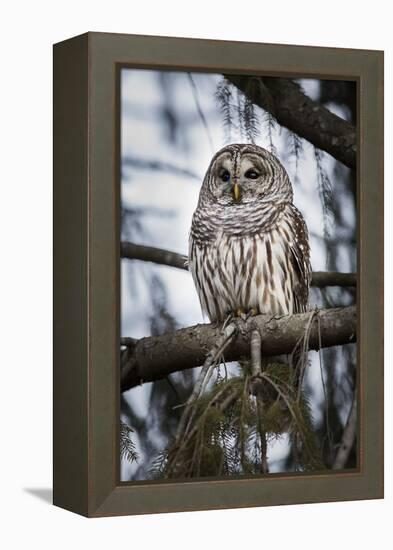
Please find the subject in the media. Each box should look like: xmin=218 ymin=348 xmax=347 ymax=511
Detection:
xmin=205 ymin=145 xmax=293 ymax=207
xmin=210 ymin=150 xmax=287 ymax=205
xmin=215 ymin=153 xmax=266 ymax=202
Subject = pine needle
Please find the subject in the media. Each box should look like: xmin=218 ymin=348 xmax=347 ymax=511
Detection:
xmin=120 ymin=421 xmax=139 ymax=463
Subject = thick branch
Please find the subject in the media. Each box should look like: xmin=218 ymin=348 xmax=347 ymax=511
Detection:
xmin=120 ymin=241 xmax=356 ymax=287
xmin=121 ymin=306 xmax=356 ymax=392
xmin=226 ymin=75 xmax=356 ymax=169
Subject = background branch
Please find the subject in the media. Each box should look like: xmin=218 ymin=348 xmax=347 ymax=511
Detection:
xmin=332 ymin=389 xmax=357 ymax=469
xmin=225 ymin=75 xmax=356 ymax=169
xmin=120 ymin=241 xmax=187 ymax=270
xmin=120 ymin=241 xmax=356 ymax=287
xmin=121 ymin=306 xmax=356 ymax=392
xmin=122 ymin=155 xmax=200 ymax=180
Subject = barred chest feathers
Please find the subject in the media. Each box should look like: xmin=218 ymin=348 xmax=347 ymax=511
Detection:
xmin=189 ymin=208 xmax=307 ymax=322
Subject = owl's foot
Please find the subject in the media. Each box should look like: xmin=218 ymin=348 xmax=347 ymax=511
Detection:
xmin=246 ymin=308 xmax=258 ymax=318
xmin=236 ymin=308 xmax=258 ymax=321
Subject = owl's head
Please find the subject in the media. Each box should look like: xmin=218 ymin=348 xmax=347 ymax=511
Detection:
xmin=201 ymin=143 xmax=293 ymax=206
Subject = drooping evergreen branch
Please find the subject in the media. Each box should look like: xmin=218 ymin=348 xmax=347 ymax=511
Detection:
xmin=175 ymin=321 xmax=237 ymax=442
xmin=120 ymin=421 xmax=139 ymax=463
xmin=121 ymin=306 xmax=356 ymax=392
xmin=225 ymin=75 xmax=356 ymax=169
xmin=120 ymin=241 xmax=356 ymax=287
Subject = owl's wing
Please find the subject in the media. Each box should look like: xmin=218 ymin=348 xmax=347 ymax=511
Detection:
xmin=286 ymin=206 xmax=311 ymax=313
xmin=188 ymin=231 xmax=211 ymax=321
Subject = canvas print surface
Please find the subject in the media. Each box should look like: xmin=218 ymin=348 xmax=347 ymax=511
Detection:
xmin=119 ymin=69 xmax=357 ymax=482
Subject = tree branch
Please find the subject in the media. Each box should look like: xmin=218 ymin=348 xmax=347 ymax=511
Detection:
xmin=120 ymin=241 xmax=356 ymax=287
xmin=120 ymin=241 xmax=188 ymax=270
xmin=121 ymin=306 xmax=356 ymax=392
xmin=122 ymin=155 xmax=200 ymax=180
xmin=332 ymin=389 xmax=357 ymax=469
xmin=225 ymin=75 xmax=356 ymax=169
xmin=311 ymin=271 xmax=356 ymax=288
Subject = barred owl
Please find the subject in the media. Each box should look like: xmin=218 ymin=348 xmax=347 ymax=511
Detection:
xmin=189 ymin=143 xmax=311 ymax=323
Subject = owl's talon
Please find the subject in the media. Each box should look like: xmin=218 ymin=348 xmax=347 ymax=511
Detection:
xmin=237 ymin=308 xmax=258 ymax=321
xmin=234 ymin=308 xmax=259 ymax=322
xmin=247 ymin=308 xmax=258 ymax=318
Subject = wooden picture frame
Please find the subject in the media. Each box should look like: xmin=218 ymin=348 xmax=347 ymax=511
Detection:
xmin=53 ymin=32 xmax=383 ymax=517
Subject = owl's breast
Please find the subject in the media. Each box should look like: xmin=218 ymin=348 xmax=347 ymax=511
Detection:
xmin=189 ymin=226 xmax=297 ymax=322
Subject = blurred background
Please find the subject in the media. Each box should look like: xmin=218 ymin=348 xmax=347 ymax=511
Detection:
xmin=120 ymin=69 xmax=356 ymax=481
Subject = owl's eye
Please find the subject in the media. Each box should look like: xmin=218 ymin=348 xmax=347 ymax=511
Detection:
xmin=220 ymin=169 xmax=231 ymax=182
xmin=245 ymin=169 xmax=259 ymax=179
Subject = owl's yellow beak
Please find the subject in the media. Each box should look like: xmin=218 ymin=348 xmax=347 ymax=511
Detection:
xmin=233 ymin=182 xmax=241 ymax=202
